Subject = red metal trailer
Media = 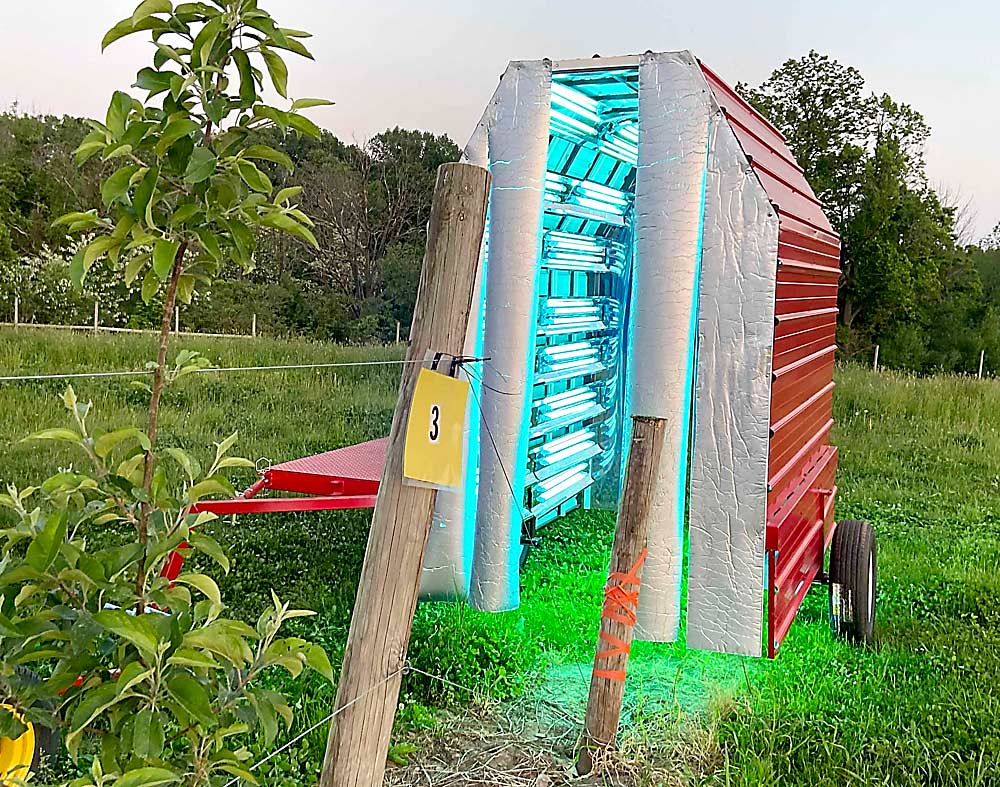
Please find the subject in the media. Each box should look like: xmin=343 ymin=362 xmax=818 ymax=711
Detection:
xmin=175 ymin=58 xmax=876 ymax=659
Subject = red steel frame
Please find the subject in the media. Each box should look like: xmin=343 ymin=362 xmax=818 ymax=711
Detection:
xmin=702 ymin=63 xmax=842 ymax=658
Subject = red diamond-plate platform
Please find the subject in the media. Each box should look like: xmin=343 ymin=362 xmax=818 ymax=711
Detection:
xmin=266 ymin=436 xmax=388 ymax=496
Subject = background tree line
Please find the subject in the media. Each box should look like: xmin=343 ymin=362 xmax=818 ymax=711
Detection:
xmin=739 ymin=51 xmax=1000 ymax=373
xmin=0 ymin=110 xmax=459 ymax=342
xmin=1 ymin=50 xmax=999 ymax=368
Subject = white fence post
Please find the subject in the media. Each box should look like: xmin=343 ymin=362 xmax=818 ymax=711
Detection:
xmin=979 ymin=350 xmax=986 ymax=380
xmin=395 ymin=320 xmax=401 ymax=344
xmin=93 ymin=301 xmax=99 ymax=333
xmin=873 ymin=344 xmax=880 ymax=372
xmin=175 ymin=306 xmax=180 ymax=334
xmin=251 ymin=313 xmax=257 ymax=337
xmin=13 ymin=295 xmax=19 ymax=327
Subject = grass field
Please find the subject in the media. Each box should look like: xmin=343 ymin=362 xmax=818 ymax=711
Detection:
xmin=2 ymin=327 xmax=1000 ymax=786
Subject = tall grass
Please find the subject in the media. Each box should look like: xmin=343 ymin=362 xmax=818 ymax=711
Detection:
xmin=4 ymin=333 xmax=1000 ymax=785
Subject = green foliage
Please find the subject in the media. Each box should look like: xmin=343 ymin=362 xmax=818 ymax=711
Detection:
xmin=0 ymin=380 xmax=332 ymax=786
xmin=0 ymin=4 xmax=336 ymax=786
xmin=740 ymin=51 xmax=998 ymax=374
xmin=60 ymin=0 xmax=329 ymax=302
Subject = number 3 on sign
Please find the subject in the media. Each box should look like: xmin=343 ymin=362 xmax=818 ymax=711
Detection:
xmin=403 ymin=368 xmax=469 ymax=489
xmin=429 ymin=404 xmax=441 ymax=443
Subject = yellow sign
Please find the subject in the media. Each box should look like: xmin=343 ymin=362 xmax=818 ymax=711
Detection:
xmin=403 ymin=368 xmax=470 ymax=489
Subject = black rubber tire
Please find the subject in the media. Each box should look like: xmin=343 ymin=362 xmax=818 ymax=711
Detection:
xmin=828 ymin=519 xmax=877 ymax=646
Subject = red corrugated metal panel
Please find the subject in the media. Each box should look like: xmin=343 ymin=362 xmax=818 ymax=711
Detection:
xmin=701 ymin=61 xmax=842 ymax=657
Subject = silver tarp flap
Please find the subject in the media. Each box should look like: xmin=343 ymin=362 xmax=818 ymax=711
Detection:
xmin=630 ymin=51 xmax=712 ymax=643
xmin=418 ymin=94 xmax=497 ymax=601
xmin=469 ymin=60 xmax=551 ymax=612
xmin=686 ymin=105 xmax=779 ymax=656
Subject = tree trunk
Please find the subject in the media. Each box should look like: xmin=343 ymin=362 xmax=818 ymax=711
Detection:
xmin=135 ymin=243 xmax=187 ymax=603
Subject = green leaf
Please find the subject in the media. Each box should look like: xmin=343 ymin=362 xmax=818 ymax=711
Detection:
xmin=94 ymin=609 xmax=161 ymax=658
xmin=132 ymin=709 xmax=165 ymax=760
xmin=175 ymin=573 xmax=222 ymax=612
xmin=116 ymin=661 xmax=154 ymax=696
xmin=155 ymin=117 xmax=201 ymax=156
xmin=125 ymin=254 xmax=150 ymax=287
xmin=187 ymin=478 xmax=233 ymax=502
xmin=102 ymin=165 xmax=142 ymax=207
xmin=53 ymin=210 xmax=103 ymax=229
xmin=67 ymin=682 xmax=118 ymax=756
xmin=95 ymin=428 xmax=151 ymax=459
xmin=153 ymin=239 xmax=181 ymax=280
xmin=248 ymin=692 xmax=278 ymax=745
xmin=188 ymin=532 xmax=230 ymax=573
xmin=236 ymin=160 xmax=272 ymax=194
xmin=0 ymin=707 xmax=28 ymax=741
xmin=290 ymin=97 xmax=334 ymax=110
xmin=185 ymin=146 xmax=217 ymax=183
xmin=102 ymin=15 xmax=168 ymax=51
xmin=305 ymin=643 xmax=334 ymax=682
xmin=164 ymin=447 xmax=200 ymax=482
xmin=273 ymin=186 xmax=302 ymax=206
xmin=260 ymin=47 xmax=289 ymax=97
xmin=112 ymin=766 xmax=179 ymax=787
xmin=141 ymin=269 xmax=160 ymax=304
xmin=166 ymin=673 xmax=215 ymax=727
xmin=242 ymin=144 xmax=293 ymax=171
xmin=167 ymin=647 xmax=220 ymax=670
xmin=133 ymin=166 xmax=160 ymax=227
xmin=233 ymin=48 xmax=256 ymax=107
xmin=215 ymin=457 xmax=255 ymax=469
xmin=132 ymin=0 xmax=172 ymax=25
xmin=23 ymin=427 xmax=83 ymax=444
xmin=286 ymin=112 xmax=321 ymax=139
xmin=222 ymin=218 xmax=254 ymax=264
xmin=258 ymin=212 xmax=319 ymax=249
xmin=194 ymin=228 xmax=221 ymax=261
xmin=84 ymin=235 xmax=120 ymax=271
xmin=25 ymin=514 xmax=67 ymax=573
xmin=135 ymin=67 xmax=173 ymax=96
xmin=106 ymin=91 xmax=134 ymax=138
xmin=192 ymin=14 xmax=224 ymax=67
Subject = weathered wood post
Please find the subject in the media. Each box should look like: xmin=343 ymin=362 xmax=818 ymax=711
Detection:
xmin=577 ymin=415 xmax=667 ymax=775
xmin=319 ymin=162 xmax=490 ymax=787
xmin=873 ymin=344 xmax=880 ymax=372
xmin=251 ymin=313 xmax=257 ymax=338
xmin=978 ymin=350 xmax=986 ymax=379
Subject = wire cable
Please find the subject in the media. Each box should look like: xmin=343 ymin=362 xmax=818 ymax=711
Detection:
xmin=0 ymin=356 xmax=489 ymax=383
xmin=221 ymin=665 xmax=406 ymax=787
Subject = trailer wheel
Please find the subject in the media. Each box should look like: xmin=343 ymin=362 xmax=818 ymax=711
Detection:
xmin=828 ymin=519 xmax=877 ymax=646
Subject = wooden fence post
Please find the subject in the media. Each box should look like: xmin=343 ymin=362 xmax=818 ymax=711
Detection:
xmin=978 ymin=350 xmax=985 ymax=379
xmin=13 ymin=296 xmax=18 ymax=327
xmin=395 ymin=320 xmax=401 ymax=344
xmin=93 ymin=301 xmax=99 ymax=333
xmin=175 ymin=306 xmax=180 ymax=334
xmin=319 ymin=162 xmax=490 ymax=787
xmin=251 ymin=313 xmax=257 ymax=338
xmin=873 ymin=344 xmax=880 ymax=372
xmin=577 ymin=415 xmax=667 ymax=776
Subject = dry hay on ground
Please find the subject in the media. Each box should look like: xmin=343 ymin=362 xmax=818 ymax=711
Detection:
xmin=385 ymin=690 xmax=727 ymax=787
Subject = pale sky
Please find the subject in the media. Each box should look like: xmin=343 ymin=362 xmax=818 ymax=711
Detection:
xmin=1 ymin=0 xmax=996 ymax=239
